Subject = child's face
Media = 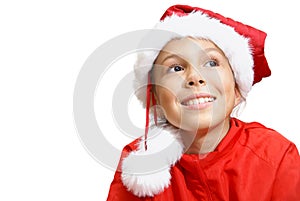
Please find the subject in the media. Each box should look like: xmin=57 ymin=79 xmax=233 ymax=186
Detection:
xmin=153 ymin=37 xmax=241 ymax=131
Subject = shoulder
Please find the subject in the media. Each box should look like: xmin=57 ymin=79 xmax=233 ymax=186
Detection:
xmin=236 ymin=118 xmax=291 ymax=146
xmin=234 ymin=118 xmax=298 ymax=167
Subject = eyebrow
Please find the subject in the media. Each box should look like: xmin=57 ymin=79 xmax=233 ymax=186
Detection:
xmin=206 ymin=47 xmax=225 ymax=56
xmin=160 ymin=54 xmax=182 ymax=64
xmin=160 ymin=47 xmax=223 ymax=64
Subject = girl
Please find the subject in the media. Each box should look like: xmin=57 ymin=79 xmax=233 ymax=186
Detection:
xmin=107 ymin=4 xmax=300 ymax=201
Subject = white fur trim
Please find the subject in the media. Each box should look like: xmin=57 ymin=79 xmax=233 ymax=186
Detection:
xmin=121 ymin=125 xmax=184 ymax=197
xmin=134 ymin=11 xmax=254 ymax=107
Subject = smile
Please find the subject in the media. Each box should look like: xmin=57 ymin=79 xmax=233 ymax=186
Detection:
xmin=180 ymin=94 xmax=216 ymax=109
xmin=181 ymin=97 xmax=215 ymax=106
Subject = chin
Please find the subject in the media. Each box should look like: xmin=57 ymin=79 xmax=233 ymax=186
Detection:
xmin=177 ymin=117 xmax=212 ymax=132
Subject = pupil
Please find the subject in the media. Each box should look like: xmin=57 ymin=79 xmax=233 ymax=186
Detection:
xmin=210 ymin=61 xmax=216 ymax=66
xmin=175 ymin=66 xmax=182 ymax=71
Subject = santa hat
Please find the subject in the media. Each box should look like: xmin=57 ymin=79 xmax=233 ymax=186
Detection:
xmin=122 ymin=5 xmax=271 ymax=197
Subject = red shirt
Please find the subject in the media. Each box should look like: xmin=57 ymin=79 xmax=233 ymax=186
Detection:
xmin=107 ymin=118 xmax=300 ymax=200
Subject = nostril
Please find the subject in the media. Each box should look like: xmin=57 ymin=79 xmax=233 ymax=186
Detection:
xmin=199 ymin=80 xmax=205 ymax=84
xmin=188 ymin=81 xmax=194 ymax=86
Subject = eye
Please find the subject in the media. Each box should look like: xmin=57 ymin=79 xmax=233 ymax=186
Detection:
xmin=204 ymin=60 xmax=218 ymax=67
xmin=168 ymin=64 xmax=185 ymax=73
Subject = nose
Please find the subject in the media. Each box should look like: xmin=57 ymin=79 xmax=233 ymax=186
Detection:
xmin=186 ymin=79 xmax=205 ymax=86
xmin=185 ymin=68 xmax=206 ymax=88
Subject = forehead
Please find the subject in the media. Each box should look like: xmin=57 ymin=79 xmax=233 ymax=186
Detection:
xmin=157 ymin=37 xmax=225 ymax=58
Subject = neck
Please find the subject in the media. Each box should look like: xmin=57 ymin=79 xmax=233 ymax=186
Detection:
xmin=181 ymin=118 xmax=231 ymax=154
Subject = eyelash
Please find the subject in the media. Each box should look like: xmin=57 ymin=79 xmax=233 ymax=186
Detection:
xmin=168 ymin=64 xmax=184 ymax=73
xmin=167 ymin=56 xmax=220 ymax=73
xmin=203 ymin=56 xmax=219 ymax=67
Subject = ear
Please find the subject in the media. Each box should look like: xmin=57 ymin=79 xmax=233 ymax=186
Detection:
xmin=234 ymin=86 xmax=242 ymax=107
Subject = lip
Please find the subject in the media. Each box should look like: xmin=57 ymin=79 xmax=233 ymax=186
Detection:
xmin=180 ymin=93 xmax=216 ymax=110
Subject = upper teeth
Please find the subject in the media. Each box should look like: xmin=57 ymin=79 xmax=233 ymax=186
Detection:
xmin=183 ymin=97 xmax=215 ymax=106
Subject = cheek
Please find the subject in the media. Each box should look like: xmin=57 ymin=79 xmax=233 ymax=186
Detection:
xmin=157 ymin=88 xmax=176 ymax=104
xmin=156 ymin=87 xmax=179 ymax=112
xmin=156 ymin=87 xmax=181 ymax=125
xmin=219 ymin=71 xmax=237 ymax=113
xmin=205 ymin=68 xmax=235 ymax=94
xmin=222 ymin=71 xmax=236 ymax=98
xmin=204 ymin=69 xmax=236 ymax=113
xmin=155 ymin=75 xmax=184 ymax=105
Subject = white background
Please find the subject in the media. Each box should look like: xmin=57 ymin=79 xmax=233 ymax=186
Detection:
xmin=1 ymin=0 xmax=300 ymax=200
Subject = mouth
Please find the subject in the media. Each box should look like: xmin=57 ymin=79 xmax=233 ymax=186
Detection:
xmin=180 ymin=94 xmax=216 ymax=109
